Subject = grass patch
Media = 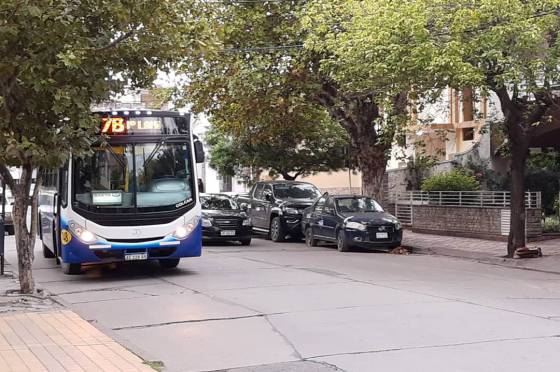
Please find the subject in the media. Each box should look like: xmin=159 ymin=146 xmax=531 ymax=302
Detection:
xmin=144 ymin=361 xmax=165 ymax=371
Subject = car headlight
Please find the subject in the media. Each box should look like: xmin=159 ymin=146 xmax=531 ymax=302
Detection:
xmin=283 ymin=207 xmax=299 ymax=215
xmin=68 ymin=221 xmax=97 ymax=243
xmin=242 ymin=217 xmax=252 ymax=226
xmin=395 ymin=221 xmax=402 ymax=230
xmin=201 ymin=217 xmax=213 ymax=227
xmin=346 ymin=221 xmax=366 ymax=231
xmin=173 ymin=215 xmax=200 ymax=240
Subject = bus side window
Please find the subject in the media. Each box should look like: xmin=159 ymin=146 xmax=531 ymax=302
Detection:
xmin=60 ymin=164 xmax=68 ymax=208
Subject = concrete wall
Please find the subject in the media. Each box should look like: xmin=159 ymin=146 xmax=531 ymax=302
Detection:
xmin=408 ymin=205 xmax=542 ymax=241
xmin=300 ymin=170 xmax=362 ymax=195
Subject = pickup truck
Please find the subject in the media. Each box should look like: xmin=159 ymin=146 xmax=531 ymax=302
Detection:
xmin=236 ymin=180 xmax=322 ymax=242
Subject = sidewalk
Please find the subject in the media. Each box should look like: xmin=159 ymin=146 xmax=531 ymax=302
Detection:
xmin=0 ymin=262 xmax=154 ymax=372
xmin=404 ymin=230 xmax=560 ymax=274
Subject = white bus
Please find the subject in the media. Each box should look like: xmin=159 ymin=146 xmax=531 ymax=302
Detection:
xmin=38 ymin=110 xmax=204 ymax=274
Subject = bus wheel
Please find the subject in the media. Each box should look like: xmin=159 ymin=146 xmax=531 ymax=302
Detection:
xmin=42 ymin=244 xmax=55 ymax=258
xmin=62 ymin=263 xmax=82 ymax=275
xmin=159 ymin=258 xmax=180 ymax=269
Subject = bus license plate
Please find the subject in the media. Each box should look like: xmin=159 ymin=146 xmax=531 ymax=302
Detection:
xmin=376 ymin=232 xmax=389 ymax=239
xmin=125 ymin=252 xmax=148 ymax=261
xmin=220 ymin=230 xmax=236 ymax=236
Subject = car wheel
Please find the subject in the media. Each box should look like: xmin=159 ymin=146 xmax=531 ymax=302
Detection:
xmin=239 ymin=238 xmax=252 ymax=246
xmin=42 ymin=244 xmax=55 ymax=258
xmin=159 ymin=258 xmax=180 ymax=269
xmin=305 ymin=227 xmax=317 ymax=247
xmin=337 ymin=230 xmax=350 ymax=252
xmin=61 ymin=262 xmax=82 ymax=275
xmin=270 ymin=217 xmax=285 ymax=242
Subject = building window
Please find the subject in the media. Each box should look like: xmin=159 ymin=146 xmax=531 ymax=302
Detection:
xmin=462 ymin=127 xmax=475 ymax=141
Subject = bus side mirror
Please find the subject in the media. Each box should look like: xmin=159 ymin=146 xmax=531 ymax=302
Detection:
xmin=194 ymin=140 xmax=205 ymax=163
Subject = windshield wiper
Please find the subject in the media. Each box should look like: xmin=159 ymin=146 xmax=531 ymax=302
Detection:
xmin=143 ymin=138 xmax=171 ymax=169
xmin=105 ymin=143 xmax=128 ymax=171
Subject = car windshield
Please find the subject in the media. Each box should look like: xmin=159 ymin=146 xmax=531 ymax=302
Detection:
xmin=272 ymin=183 xmax=320 ymax=199
xmin=201 ymin=195 xmax=238 ymax=210
xmin=336 ymin=197 xmax=384 ymax=213
xmin=73 ymin=142 xmax=193 ymax=211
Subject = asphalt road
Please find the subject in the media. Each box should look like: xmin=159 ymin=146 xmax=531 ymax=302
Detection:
xmin=5 ymin=235 xmax=560 ymax=372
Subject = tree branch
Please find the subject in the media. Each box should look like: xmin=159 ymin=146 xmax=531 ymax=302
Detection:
xmin=96 ymin=27 xmax=138 ymax=52
xmin=0 ymin=164 xmax=15 ymax=190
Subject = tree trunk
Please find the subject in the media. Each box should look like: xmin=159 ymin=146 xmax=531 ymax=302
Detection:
xmin=507 ymin=141 xmax=528 ymax=257
xmin=359 ymin=146 xmax=387 ymax=201
xmin=0 ymin=165 xmax=41 ymax=294
xmin=12 ymin=192 xmax=35 ymax=293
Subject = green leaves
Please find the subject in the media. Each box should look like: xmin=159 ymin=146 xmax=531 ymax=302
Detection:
xmin=421 ymin=170 xmax=480 ymax=192
xmin=0 ymin=0 xmax=208 ymax=170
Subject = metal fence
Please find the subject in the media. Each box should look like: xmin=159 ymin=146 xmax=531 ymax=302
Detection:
xmin=386 ymin=191 xmax=542 ymax=226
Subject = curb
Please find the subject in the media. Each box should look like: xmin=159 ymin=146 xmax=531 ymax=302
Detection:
xmin=411 ymin=245 xmax=560 ymax=276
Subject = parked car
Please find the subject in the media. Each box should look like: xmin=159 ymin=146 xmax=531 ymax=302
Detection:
xmin=200 ymin=193 xmax=253 ymax=245
xmin=301 ymin=194 xmax=403 ymax=252
xmin=237 ymin=181 xmax=321 ymax=242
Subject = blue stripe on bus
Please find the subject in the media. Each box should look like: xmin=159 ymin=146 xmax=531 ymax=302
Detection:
xmin=59 ymin=219 xmax=202 ymax=264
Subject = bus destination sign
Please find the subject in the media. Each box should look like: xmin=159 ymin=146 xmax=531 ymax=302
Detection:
xmin=101 ymin=117 xmax=163 ymax=135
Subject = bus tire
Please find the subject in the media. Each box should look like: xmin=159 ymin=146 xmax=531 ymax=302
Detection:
xmin=159 ymin=258 xmax=180 ymax=269
xmin=43 ymin=244 xmax=55 ymax=258
xmin=62 ymin=262 xmax=82 ymax=275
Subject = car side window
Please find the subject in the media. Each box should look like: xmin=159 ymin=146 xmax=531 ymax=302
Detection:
xmin=324 ymin=197 xmax=335 ymax=214
xmin=263 ymin=185 xmax=273 ymax=201
xmin=253 ymin=183 xmax=265 ymax=200
xmin=314 ymin=196 xmax=326 ymax=214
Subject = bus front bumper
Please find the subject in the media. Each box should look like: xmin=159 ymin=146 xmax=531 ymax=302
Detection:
xmin=60 ymin=223 xmax=202 ymax=264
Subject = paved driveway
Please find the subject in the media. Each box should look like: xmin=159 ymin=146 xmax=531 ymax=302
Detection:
xmin=5 ymin=236 xmax=560 ymax=372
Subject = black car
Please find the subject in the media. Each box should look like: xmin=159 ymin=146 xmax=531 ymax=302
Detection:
xmin=200 ymin=193 xmax=253 ymax=245
xmin=236 ymin=181 xmax=321 ymax=242
xmin=301 ymin=194 xmax=403 ymax=252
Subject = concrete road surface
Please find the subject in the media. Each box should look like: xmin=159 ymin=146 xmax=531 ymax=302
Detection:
xmin=5 ymin=236 xmax=560 ymax=372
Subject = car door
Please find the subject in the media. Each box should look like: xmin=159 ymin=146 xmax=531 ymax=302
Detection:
xmin=321 ymin=197 xmax=338 ymax=240
xmin=251 ymin=183 xmax=268 ymax=229
xmin=310 ymin=196 xmax=327 ymax=238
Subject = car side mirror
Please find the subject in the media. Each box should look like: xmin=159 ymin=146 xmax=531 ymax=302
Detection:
xmin=240 ymin=203 xmax=248 ymax=211
xmin=194 ymin=140 xmax=205 ymax=163
xmin=264 ymin=190 xmax=272 ymax=201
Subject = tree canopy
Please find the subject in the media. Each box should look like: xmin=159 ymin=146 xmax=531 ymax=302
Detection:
xmin=182 ymin=0 xmax=416 ymax=199
xmin=205 ymin=114 xmax=349 ymax=181
xmin=183 ymin=0 xmax=351 ymax=181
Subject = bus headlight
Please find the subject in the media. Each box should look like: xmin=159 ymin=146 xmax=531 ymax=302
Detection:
xmin=68 ymin=221 xmax=97 ymax=243
xmin=173 ymin=216 xmax=200 ymax=240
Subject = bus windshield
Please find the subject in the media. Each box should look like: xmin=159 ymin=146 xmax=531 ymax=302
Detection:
xmin=73 ymin=142 xmax=193 ymax=211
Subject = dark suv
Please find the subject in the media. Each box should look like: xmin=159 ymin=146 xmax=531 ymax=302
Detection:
xmin=237 ymin=181 xmax=321 ymax=242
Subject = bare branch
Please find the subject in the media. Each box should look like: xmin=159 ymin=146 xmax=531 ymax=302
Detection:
xmin=95 ymin=27 xmax=139 ymax=52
